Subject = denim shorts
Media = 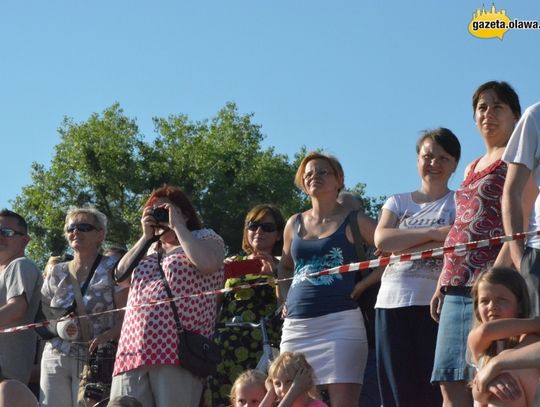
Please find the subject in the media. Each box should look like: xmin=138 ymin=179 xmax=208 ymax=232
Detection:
xmin=431 ymin=292 xmax=475 ymax=383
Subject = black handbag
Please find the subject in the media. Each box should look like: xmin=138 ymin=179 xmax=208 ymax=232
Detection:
xmin=177 ymin=330 xmax=221 ymax=378
xmin=156 ymin=249 xmax=221 ymax=378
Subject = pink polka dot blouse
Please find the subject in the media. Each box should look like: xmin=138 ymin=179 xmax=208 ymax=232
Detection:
xmin=113 ymin=229 xmax=224 ymax=376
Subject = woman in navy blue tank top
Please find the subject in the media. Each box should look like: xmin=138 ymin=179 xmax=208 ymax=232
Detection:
xmin=277 ymin=152 xmax=376 ymax=407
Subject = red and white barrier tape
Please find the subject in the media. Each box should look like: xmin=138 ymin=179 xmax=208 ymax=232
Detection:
xmin=3 ymin=229 xmax=538 ymax=335
xmin=319 ymin=230 xmax=540 ymax=276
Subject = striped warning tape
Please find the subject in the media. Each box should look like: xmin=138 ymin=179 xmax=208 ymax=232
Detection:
xmin=2 ymin=229 xmax=537 ymax=335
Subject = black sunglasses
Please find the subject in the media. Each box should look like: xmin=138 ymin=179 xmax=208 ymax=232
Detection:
xmin=247 ymin=221 xmax=277 ymax=233
xmin=0 ymin=228 xmax=26 ymax=237
xmin=66 ymin=223 xmax=97 ymax=233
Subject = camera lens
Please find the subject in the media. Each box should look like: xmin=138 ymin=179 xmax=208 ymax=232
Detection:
xmin=151 ymin=207 xmax=169 ymax=223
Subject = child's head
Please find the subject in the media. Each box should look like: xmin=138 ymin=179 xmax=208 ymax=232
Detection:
xmin=472 ymin=266 xmax=531 ymax=323
xmin=268 ymin=352 xmax=318 ymax=401
xmin=230 ymin=369 xmax=267 ymax=407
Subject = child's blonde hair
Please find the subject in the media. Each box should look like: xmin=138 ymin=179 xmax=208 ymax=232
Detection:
xmin=268 ymin=352 xmax=319 ymax=399
xmin=230 ymin=369 xmax=267 ymax=406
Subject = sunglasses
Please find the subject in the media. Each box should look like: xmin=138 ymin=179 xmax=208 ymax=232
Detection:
xmin=0 ymin=228 xmax=26 ymax=238
xmin=247 ymin=221 xmax=277 ymax=233
xmin=66 ymin=223 xmax=97 ymax=233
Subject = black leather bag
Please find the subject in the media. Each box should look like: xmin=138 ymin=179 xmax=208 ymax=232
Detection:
xmin=177 ymin=330 xmax=221 ymax=378
xmin=156 ymin=249 xmax=222 ymax=378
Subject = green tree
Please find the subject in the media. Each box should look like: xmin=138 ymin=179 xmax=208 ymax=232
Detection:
xmin=13 ymin=103 xmax=147 ymax=266
xmin=348 ymin=182 xmax=386 ymax=220
xmin=13 ymin=102 xmax=385 ymax=268
xmin=145 ymin=102 xmax=309 ymax=253
xmin=13 ymin=102 xmax=309 ymax=266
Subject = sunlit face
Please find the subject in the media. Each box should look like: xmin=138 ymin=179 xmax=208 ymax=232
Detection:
xmin=66 ymin=214 xmax=104 ymax=252
xmin=272 ymin=370 xmax=293 ymax=401
xmin=234 ymin=383 xmax=266 ymax=407
xmin=477 ymin=281 xmax=519 ymax=323
xmin=417 ymin=138 xmax=457 ymax=184
xmin=0 ymin=216 xmax=29 ymax=262
xmin=247 ymin=213 xmax=280 ymax=255
xmin=474 ymin=89 xmax=518 ymax=142
xmin=302 ymin=158 xmax=343 ymax=196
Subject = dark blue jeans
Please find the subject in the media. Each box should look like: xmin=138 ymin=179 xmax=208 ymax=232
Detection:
xmin=375 ymin=306 xmax=441 ymax=407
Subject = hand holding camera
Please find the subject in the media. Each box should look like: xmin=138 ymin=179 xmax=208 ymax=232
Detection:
xmin=141 ymin=205 xmax=171 ymax=237
xmin=150 ymin=207 xmax=169 ymax=223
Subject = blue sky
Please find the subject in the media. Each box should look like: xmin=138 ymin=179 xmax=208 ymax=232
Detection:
xmin=1 ymin=1 xmax=539 ymax=211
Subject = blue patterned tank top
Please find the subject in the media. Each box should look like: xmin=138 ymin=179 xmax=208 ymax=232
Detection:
xmin=286 ymin=213 xmax=359 ymax=319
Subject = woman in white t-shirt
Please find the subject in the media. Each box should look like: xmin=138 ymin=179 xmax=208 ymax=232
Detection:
xmin=373 ymin=128 xmax=461 ymax=407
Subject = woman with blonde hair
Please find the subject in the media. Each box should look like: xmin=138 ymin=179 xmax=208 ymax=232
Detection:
xmin=40 ymin=207 xmax=124 ymax=407
xmin=278 ymin=152 xmax=376 ymax=407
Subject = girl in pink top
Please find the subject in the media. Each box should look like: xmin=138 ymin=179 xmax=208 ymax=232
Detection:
xmin=260 ymin=352 xmax=328 ymax=407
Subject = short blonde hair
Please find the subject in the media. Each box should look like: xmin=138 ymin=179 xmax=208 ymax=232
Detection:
xmin=294 ymin=152 xmax=344 ymax=194
xmin=64 ymin=207 xmax=108 ymax=234
xmin=230 ymin=369 xmax=267 ymax=406
xmin=268 ymin=352 xmax=319 ymax=399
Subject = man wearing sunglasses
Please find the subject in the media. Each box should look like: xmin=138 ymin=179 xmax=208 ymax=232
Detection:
xmin=0 ymin=209 xmax=42 ymax=386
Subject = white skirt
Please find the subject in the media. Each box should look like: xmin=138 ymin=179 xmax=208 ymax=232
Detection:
xmin=280 ymin=308 xmax=368 ymax=385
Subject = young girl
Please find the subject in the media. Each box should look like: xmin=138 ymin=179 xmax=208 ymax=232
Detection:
xmin=259 ymin=352 xmax=327 ymax=407
xmin=468 ymin=267 xmax=540 ymax=407
xmin=230 ymin=370 xmax=268 ymax=407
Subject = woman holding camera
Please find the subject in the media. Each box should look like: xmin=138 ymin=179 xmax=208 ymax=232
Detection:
xmin=40 ymin=207 xmax=123 ymax=407
xmin=110 ymin=186 xmax=225 ymax=407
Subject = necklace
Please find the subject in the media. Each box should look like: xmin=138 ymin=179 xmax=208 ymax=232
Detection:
xmin=71 ymin=255 xmax=99 ymax=282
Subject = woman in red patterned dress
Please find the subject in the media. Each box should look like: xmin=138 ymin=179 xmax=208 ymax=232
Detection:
xmin=430 ymin=81 xmax=522 ymax=406
xmin=109 ymin=186 xmax=225 ymax=407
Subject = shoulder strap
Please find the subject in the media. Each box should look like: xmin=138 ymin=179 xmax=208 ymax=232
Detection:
xmin=115 ymin=235 xmax=161 ymax=283
xmin=67 ymin=254 xmax=101 ymax=342
xmin=156 ymin=249 xmax=183 ymax=332
xmin=348 ymin=210 xmax=366 ymax=261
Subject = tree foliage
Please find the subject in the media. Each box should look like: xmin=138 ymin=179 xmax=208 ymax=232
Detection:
xmin=13 ymin=103 xmax=309 ymax=266
xmin=13 ymin=102 xmax=383 ymax=268
xmin=14 ymin=104 xmax=146 ymax=266
xmin=348 ymin=183 xmax=386 ymax=220
xmin=145 ymin=102 xmax=309 ymax=253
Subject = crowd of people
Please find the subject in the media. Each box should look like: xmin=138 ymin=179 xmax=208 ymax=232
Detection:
xmin=0 ymin=81 xmax=540 ymax=407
